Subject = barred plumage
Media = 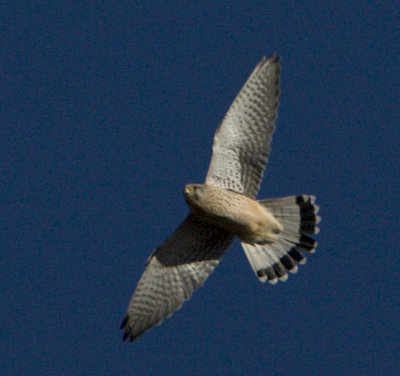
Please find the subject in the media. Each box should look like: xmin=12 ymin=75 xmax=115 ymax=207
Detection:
xmin=120 ymin=54 xmax=320 ymax=343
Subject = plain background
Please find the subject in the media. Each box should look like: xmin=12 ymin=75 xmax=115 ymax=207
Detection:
xmin=2 ymin=1 xmax=399 ymax=375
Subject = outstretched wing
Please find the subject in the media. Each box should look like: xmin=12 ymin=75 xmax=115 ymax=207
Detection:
xmin=120 ymin=214 xmax=233 ymax=342
xmin=205 ymin=54 xmax=281 ymax=198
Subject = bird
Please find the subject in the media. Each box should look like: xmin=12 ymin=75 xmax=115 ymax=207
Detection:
xmin=120 ymin=54 xmax=320 ymax=343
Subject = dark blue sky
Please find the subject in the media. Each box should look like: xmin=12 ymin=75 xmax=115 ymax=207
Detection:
xmin=2 ymin=1 xmax=399 ymax=375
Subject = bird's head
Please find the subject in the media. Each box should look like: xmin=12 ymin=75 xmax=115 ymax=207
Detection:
xmin=184 ymin=184 xmax=203 ymax=204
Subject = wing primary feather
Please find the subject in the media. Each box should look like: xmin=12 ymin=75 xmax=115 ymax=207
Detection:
xmin=205 ymin=54 xmax=281 ymax=198
xmin=121 ymin=214 xmax=233 ymax=342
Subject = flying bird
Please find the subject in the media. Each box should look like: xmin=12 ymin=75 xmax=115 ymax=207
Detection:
xmin=120 ymin=54 xmax=320 ymax=342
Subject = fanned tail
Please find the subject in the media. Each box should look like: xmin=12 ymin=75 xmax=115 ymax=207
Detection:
xmin=241 ymin=195 xmax=320 ymax=284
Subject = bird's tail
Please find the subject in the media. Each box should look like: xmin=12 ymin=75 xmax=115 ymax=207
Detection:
xmin=241 ymin=195 xmax=320 ymax=284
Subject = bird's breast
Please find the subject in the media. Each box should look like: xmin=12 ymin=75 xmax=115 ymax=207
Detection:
xmin=186 ymin=185 xmax=280 ymax=243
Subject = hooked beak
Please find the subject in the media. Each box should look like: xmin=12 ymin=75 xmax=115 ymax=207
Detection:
xmin=184 ymin=185 xmax=195 ymax=194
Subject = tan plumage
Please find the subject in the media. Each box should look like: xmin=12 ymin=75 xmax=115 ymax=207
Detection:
xmin=120 ymin=54 xmax=320 ymax=342
xmin=184 ymin=183 xmax=282 ymax=244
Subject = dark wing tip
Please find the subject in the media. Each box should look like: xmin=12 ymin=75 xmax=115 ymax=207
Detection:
xmin=120 ymin=314 xmax=129 ymax=330
xmin=121 ymin=315 xmax=139 ymax=343
xmin=256 ymin=53 xmax=280 ymax=75
xmin=120 ymin=314 xmax=134 ymax=342
xmin=268 ymin=52 xmax=281 ymax=63
xmin=122 ymin=331 xmax=130 ymax=342
xmin=122 ymin=329 xmax=138 ymax=343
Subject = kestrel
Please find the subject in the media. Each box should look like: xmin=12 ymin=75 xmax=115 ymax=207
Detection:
xmin=120 ymin=54 xmax=320 ymax=342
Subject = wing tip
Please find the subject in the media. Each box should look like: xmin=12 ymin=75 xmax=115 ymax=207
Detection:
xmin=255 ymin=53 xmax=281 ymax=74
xmin=122 ymin=329 xmax=138 ymax=343
xmin=120 ymin=314 xmax=129 ymax=330
xmin=122 ymin=332 xmax=137 ymax=343
xmin=120 ymin=314 xmax=139 ymax=343
xmin=268 ymin=52 xmax=281 ymax=63
xmin=264 ymin=52 xmax=281 ymax=67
